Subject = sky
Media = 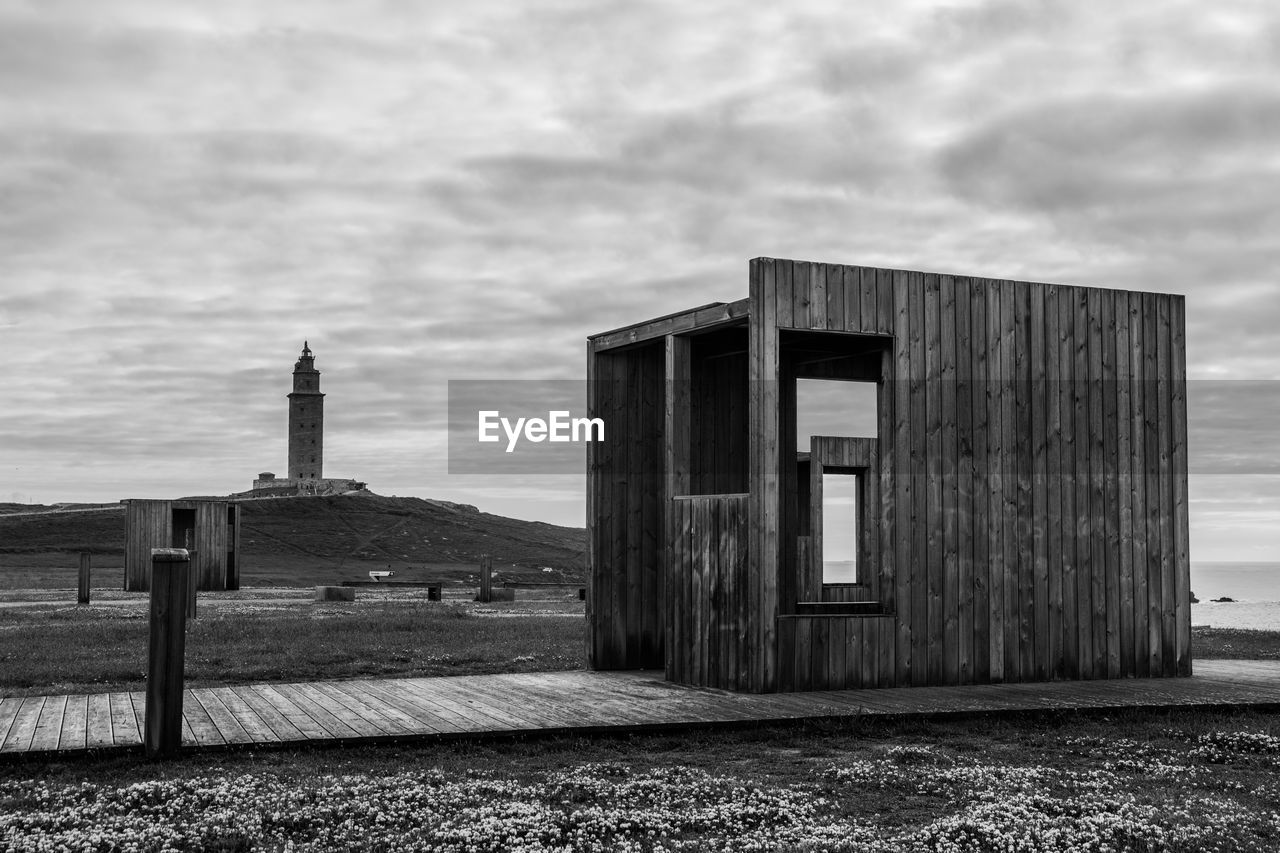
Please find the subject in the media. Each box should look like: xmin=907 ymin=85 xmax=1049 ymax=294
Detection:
xmin=1 ymin=0 xmax=1278 ymax=562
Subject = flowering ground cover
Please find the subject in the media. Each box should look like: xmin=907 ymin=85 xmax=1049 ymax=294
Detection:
xmin=1192 ymin=628 xmax=1280 ymax=660
xmin=3 ymin=709 xmax=1279 ymax=851
xmin=0 ymin=596 xmax=585 ymax=696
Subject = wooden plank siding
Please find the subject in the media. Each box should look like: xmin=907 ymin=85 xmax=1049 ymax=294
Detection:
xmin=123 ymin=499 xmax=236 ymax=592
xmin=587 ymin=342 xmax=666 ymax=672
xmin=589 ymin=258 xmax=1190 ymax=692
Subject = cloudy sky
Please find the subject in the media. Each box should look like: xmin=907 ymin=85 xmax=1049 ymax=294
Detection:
xmin=1 ymin=0 xmax=1277 ymax=562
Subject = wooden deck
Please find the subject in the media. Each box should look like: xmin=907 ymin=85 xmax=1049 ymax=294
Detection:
xmin=2 ymin=660 xmax=1278 ymax=759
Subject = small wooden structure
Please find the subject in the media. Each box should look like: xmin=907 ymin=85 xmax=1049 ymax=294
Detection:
xmin=124 ymin=499 xmax=241 ymax=592
xmin=587 ymin=258 xmax=1190 ymax=693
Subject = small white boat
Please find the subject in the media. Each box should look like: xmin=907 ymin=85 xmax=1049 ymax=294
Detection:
xmin=368 ymin=570 xmax=395 ymax=582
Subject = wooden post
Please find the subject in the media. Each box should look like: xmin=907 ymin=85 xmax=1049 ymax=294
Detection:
xmin=479 ymin=554 xmax=492 ymax=602
xmin=186 ymin=550 xmax=198 ymax=619
xmin=146 ymin=548 xmax=189 ymax=759
xmin=77 ymin=552 xmax=91 ymax=604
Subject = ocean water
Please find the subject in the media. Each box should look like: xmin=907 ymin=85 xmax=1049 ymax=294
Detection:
xmin=1191 ymin=562 xmax=1280 ymax=630
xmin=816 ymin=561 xmax=1280 ymax=630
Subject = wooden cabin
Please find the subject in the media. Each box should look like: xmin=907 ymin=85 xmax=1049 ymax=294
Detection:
xmin=586 ymin=258 xmax=1190 ymax=693
xmin=124 ymin=499 xmax=241 ymax=592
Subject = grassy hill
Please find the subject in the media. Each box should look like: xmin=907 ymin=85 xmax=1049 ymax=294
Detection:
xmin=0 ymin=495 xmax=586 ymax=589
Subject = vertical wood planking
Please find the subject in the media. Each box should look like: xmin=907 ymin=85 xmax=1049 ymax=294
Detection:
xmin=810 ymin=263 xmax=827 ymax=331
xmin=747 ymin=261 xmax=764 ymax=692
xmin=999 ymin=281 xmax=1019 ymax=680
xmin=624 ymin=352 xmax=643 ymax=665
xmin=940 ymin=275 xmax=960 ymax=684
xmin=1157 ymin=295 xmax=1177 ymax=675
xmin=1073 ymin=289 xmax=1093 ymax=678
xmin=756 ymin=259 xmax=783 ymax=691
xmin=585 ymin=345 xmax=602 ymax=669
xmin=1101 ymin=290 xmax=1122 ymax=678
xmin=985 ymin=280 xmax=1006 ymax=682
xmin=909 ymin=271 xmax=928 ymax=685
xmin=827 ymin=615 xmax=847 ymax=690
xmin=970 ymin=279 xmax=990 ymax=683
xmin=665 ymin=334 xmax=691 ymax=678
xmin=891 ymin=269 xmax=912 ymax=686
xmin=955 ymin=278 xmax=974 ymax=685
xmin=1014 ymin=283 xmax=1034 ymax=682
xmin=842 ymin=266 xmax=863 ymax=332
xmin=1115 ymin=295 xmax=1135 ymax=677
xmin=924 ymin=273 xmax=944 ymax=685
xmin=693 ymin=496 xmax=708 ymax=685
xmin=1170 ymin=295 xmax=1191 ymax=676
xmin=1030 ymin=285 xmax=1050 ymax=680
xmin=1129 ymin=291 xmax=1151 ymax=678
xmin=863 ymin=268 xmax=881 ymax=336
xmin=646 ymin=353 xmax=665 ymax=667
xmin=824 ymin=264 xmax=842 ymax=330
xmin=1087 ymin=289 xmax=1108 ymax=677
xmin=1143 ymin=292 xmax=1163 ymax=676
xmin=874 ymin=271 xmax=896 ymax=686
xmin=1044 ymin=286 xmax=1064 ymax=679
xmin=229 ymin=505 xmax=241 ymax=590
xmin=1054 ymin=289 xmax=1075 ymax=676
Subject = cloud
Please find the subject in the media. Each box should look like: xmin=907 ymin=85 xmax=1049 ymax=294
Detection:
xmin=0 ymin=0 xmax=1278 ymax=561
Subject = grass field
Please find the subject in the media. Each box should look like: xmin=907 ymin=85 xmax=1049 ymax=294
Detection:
xmin=2 ymin=587 xmax=1278 ymax=697
xmin=0 ymin=589 xmax=585 ymax=697
xmin=4 ymin=708 xmax=1280 ymax=851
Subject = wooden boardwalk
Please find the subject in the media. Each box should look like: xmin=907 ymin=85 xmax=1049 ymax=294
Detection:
xmin=2 ymin=660 xmax=1278 ymax=759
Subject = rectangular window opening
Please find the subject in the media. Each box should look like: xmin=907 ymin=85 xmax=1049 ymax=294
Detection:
xmin=821 ymin=471 xmax=858 ymax=584
xmin=795 ymin=378 xmax=877 ymax=452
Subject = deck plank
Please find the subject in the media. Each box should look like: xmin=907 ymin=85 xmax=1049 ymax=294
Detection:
xmin=210 ymin=687 xmax=280 ymax=744
xmin=128 ymin=692 xmax=147 ymax=746
xmin=350 ymin=680 xmax=462 ymax=735
xmin=58 ymin=694 xmax=89 ymax=751
xmin=318 ymin=682 xmax=425 ymax=735
xmin=2 ymin=697 xmax=45 ymax=752
xmin=391 ymin=679 xmax=504 ymax=731
xmin=255 ymin=685 xmax=334 ymax=740
xmin=444 ymin=676 xmax=578 ymax=730
xmin=194 ymin=689 xmax=256 ymax=745
xmin=29 ymin=695 xmax=68 ymax=752
xmin=314 ymin=681 xmax=421 ymax=736
xmin=108 ymin=693 xmax=140 ymax=747
xmin=0 ymin=697 xmax=22 ymax=748
xmin=5 ymin=663 xmax=1280 ymax=758
xmin=228 ymin=685 xmax=310 ymax=743
xmin=394 ymin=679 xmax=524 ymax=731
xmin=85 ymin=694 xmax=113 ymax=749
xmin=407 ymin=678 xmax=543 ymax=731
xmin=282 ymin=683 xmax=380 ymax=738
xmin=182 ymin=691 xmax=228 ymax=746
xmin=497 ymin=673 xmax=632 ymax=727
xmin=267 ymin=683 xmax=363 ymax=739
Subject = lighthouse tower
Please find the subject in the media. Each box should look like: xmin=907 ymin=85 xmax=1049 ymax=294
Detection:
xmin=287 ymin=341 xmax=324 ymax=480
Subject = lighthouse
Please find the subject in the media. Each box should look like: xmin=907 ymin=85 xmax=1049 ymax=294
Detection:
xmin=248 ymin=343 xmax=365 ymax=497
xmin=287 ymin=341 xmax=324 ymax=480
